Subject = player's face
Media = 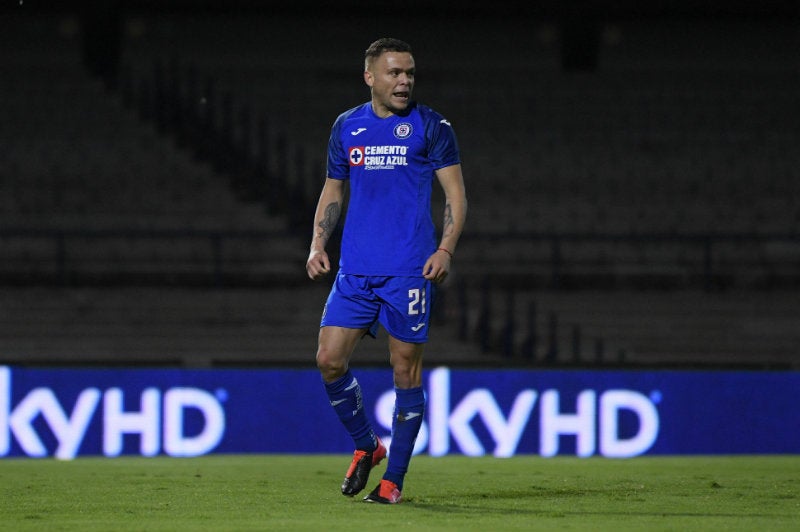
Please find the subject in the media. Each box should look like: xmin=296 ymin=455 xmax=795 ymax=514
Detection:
xmin=365 ymin=51 xmax=415 ymax=118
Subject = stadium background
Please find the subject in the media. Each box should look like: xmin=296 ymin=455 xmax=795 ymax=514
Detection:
xmin=1 ymin=0 xmax=798 ymax=373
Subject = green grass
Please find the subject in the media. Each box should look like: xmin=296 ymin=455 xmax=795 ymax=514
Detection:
xmin=0 ymin=455 xmax=797 ymax=531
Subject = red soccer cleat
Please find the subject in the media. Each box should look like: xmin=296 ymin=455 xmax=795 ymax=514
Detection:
xmin=341 ymin=437 xmax=387 ymax=496
xmin=363 ymin=479 xmax=402 ymax=504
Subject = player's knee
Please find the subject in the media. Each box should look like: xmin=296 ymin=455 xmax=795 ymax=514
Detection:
xmin=389 ymin=343 xmax=423 ymax=387
xmin=391 ymin=357 xmax=423 ymax=388
xmin=316 ymin=347 xmax=348 ymax=382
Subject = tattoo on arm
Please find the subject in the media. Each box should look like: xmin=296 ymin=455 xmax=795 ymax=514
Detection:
xmin=442 ymin=203 xmax=454 ymax=237
xmin=316 ymin=201 xmax=341 ymax=244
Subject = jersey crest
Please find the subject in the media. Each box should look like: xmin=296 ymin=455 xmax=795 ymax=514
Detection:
xmin=393 ymin=122 xmax=413 ymax=139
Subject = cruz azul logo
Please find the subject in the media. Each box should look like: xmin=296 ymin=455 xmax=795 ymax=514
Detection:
xmin=0 ymin=367 xmax=225 ymax=459
xmin=393 ymin=122 xmax=412 ymax=139
xmin=349 ymin=145 xmax=409 ymax=170
xmin=374 ymin=368 xmax=661 ymax=458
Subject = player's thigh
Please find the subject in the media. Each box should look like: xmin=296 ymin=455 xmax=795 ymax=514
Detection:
xmin=317 ymin=325 xmax=365 ymax=361
xmin=316 ymin=325 xmax=367 ymax=381
xmin=375 ymin=277 xmax=435 ymax=343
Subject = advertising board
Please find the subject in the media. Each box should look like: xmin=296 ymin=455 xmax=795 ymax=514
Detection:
xmin=1 ymin=366 xmax=797 ymax=458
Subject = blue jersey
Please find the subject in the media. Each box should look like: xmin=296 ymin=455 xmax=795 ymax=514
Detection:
xmin=327 ymin=101 xmax=460 ymax=276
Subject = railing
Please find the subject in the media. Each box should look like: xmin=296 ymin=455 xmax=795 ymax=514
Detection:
xmin=458 ymin=231 xmax=800 ymax=291
xmin=0 ymin=228 xmax=310 ymax=287
xmin=2 ymin=228 xmax=798 ymax=290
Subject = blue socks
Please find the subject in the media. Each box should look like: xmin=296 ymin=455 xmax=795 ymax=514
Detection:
xmin=324 ymin=370 xmax=377 ymax=451
xmin=325 ymin=373 xmax=426 ymax=491
xmin=384 ymin=386 xmax=426 ymax=491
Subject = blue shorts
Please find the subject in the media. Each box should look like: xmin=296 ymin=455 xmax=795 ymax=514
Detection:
xmin=320 ymin=273 xmax=437 ymax=343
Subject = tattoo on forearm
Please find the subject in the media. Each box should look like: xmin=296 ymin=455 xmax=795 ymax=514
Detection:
xmin=442 ymin=203 xmax=454 ymax=237
xmin=317 ymin=201 xmax=340 ymax=243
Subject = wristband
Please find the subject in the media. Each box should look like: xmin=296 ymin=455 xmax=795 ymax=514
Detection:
xmin=437 ymin=247 xmax=453 ymax=258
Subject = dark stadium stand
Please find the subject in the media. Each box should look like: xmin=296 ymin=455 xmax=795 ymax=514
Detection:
xmin=1 ymin=8 xmax=798 ymax=369
xmin=0 ymin=284 xmax=496 ymax=367
xmin=0 ymin=18 xmax=286 ymax=232
xmin=467 ymin=285 xmax=800 ymax=369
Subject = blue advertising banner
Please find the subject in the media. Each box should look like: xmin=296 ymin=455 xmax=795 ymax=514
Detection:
xmin=1 ymin=366 xmax=797 ymax=459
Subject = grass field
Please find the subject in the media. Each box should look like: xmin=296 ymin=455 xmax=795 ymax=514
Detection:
xmin=1 ymin=455 xmax=797 ymax=531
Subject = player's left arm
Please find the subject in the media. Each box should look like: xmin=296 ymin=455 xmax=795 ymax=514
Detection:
xmin=423 ymin=163 xmax=467 ymax=283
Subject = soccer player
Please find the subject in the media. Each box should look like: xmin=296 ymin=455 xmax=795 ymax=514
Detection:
xmin=306 ymin=37 xmax=467 ymax=504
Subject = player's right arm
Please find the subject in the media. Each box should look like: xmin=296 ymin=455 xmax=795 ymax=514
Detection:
xmin=306 ymin=177 xmax=345 ymax=280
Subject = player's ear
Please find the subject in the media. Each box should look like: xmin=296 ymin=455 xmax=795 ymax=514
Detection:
xmin=364 ymin=69 xmax=374 ymax=88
